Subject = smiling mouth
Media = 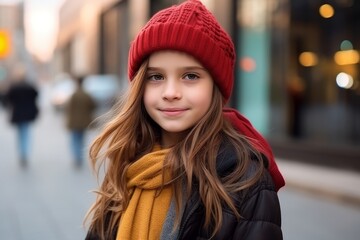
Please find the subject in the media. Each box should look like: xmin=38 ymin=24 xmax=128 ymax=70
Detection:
xmin=160 ymin=108 xmax=188 ymax=116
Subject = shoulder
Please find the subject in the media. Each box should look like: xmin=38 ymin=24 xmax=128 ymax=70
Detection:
xmin=216 ymin=139 xmax=277 ymax=195
xmin=215 ymin=138 xmax=279 ymax=216
xmin=216 ymin=139 xmax=267 ymax=181
xmin=212 ymin=141 xmax=282 ymax=239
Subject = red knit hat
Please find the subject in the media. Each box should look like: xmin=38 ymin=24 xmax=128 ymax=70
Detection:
xmin=128 ymin=0 xmax=235 ymax=103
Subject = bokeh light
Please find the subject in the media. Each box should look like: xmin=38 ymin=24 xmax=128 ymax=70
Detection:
xmin=340 ymin=40 xmax=353 ymax=51
xmin=334 ymin=49 xmax=359 ymax=65
xmin=299 ymin=52 xmax=318 ymax=67
xmin=336 ymin=72 xmax=354 ymax=89
xmin=319 ymin=4 xmax=335 ymax=18
xmin=239 ymin=57 xmax=256 ymax=72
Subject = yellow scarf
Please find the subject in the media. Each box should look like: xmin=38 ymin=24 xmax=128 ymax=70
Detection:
xmin=116 ymin=146 xmax=172 ymax=240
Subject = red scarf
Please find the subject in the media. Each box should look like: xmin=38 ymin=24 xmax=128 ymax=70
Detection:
xmin=223 ymin=108 xmax=285 ymax=191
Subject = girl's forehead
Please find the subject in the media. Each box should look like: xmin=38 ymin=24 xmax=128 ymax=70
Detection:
xmin=148 ymin=50 xmax=203 ymax=68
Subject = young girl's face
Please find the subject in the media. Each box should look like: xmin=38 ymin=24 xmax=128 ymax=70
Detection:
xmin=144 ymin=50 xmax=214 ymax=147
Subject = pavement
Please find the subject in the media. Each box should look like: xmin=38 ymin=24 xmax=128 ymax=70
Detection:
xmin=277 ymin=159 xmax=360 ymax=207
xmin=0 ymin=107 xmax=96 ymax=240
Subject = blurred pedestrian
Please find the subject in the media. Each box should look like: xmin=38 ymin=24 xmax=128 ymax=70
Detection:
xmin=65 ymin=75 xmax=96 ymax=168
xmin=4 ymin=68 xmax=39 ymax=168
xmin=85 ymin=1 xmax=285 ymax=239
xmin=0 ymin=92 xmax=5 ymax=108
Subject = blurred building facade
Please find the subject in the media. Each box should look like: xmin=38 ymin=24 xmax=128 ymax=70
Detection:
xmin=55 ymin=0 xmax=360 ymax=170
xmin=0 ymin=3 xmax=27 ymax=93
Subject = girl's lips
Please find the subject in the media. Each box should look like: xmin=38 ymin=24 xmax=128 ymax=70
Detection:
xmin=160 ymin=108 xmax=188 ymax=116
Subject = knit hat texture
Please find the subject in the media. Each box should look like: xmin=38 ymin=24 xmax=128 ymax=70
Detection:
xmin=128 ymin=0 xmax=236 ymax=102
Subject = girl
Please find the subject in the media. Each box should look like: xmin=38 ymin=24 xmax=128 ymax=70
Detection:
xmin=85 ymin=0 xmax=285 ymax=239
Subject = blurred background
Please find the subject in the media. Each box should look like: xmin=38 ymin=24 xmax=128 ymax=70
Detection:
xmin=0 ymin=0 xmax=359 ymax=239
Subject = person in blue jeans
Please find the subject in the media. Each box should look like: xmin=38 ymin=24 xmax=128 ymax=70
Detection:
xmin=5 ymin=68 xmax=39 ymax=168
xmin=65 ymin=75 xmax=96 ymax=168
xmin=17 ymin=122 xmax=31 ymax=163
xmin=70 ymin=130 xmax=86 ymax=167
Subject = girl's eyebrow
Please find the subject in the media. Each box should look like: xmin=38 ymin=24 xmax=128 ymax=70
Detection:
xmin=182 ymin=66 xmax=206 ymax=71
xmin=147 ymin=66 xmax=206 ymax=71
xmin=146 ymin=67 xmax=161 ymax=71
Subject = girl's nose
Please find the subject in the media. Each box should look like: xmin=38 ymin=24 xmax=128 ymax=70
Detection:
xmin=162 ymin=80 xmax=181 ymax=101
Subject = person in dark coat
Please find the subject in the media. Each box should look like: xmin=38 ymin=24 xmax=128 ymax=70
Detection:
xmin=65 ymin=75 xmax=96 ymax=168
xmin=4 ymin=69 xmax=39 ymax=168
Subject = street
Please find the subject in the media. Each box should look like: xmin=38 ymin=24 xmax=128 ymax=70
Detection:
xmin=0 ymin=100 xmax=360 ymax=240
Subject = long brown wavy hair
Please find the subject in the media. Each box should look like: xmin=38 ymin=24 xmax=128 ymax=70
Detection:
xmin=85 ymin=59 xmax=265 ymax=239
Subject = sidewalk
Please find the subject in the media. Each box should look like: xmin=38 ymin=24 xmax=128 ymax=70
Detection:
xmin=277 ymin=159 xmax=360 ymax=206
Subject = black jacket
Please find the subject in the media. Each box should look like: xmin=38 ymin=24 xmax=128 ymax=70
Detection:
xmin=86 ymin=141 xmax=282 ymax=240
xmin=5 ymin=81 xmax=38 ymax=124
xmin=177 ymin=143 xmax=282 ymax=239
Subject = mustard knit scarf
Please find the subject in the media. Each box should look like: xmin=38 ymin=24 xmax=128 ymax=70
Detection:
xmin=116 ymin=145 xmax=172 ymax=240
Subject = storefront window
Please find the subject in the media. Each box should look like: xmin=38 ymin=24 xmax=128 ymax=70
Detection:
xmin=285 ymin=0 xmax=360 ymax=145
xmin=236 ymin=0 xmax=359 ymax=153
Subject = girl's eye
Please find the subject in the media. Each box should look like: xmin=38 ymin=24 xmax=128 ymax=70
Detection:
xmin=184 ymin=73 xmax=199 ymax=80
xmin=147 ymin=74 xmax=163 ymax=81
